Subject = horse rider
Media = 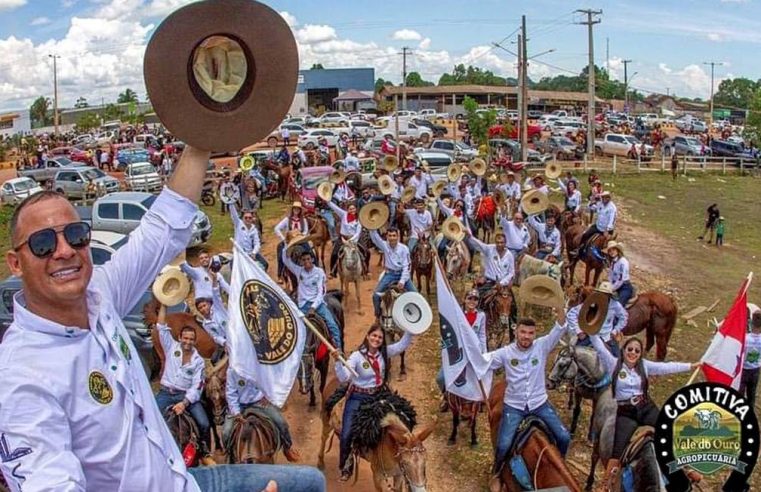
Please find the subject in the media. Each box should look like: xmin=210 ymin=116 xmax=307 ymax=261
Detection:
xmin=496 ymin=171 xmax=521 ymax=208
xmin=369 ymin=227 xmax=417 ymax=320
xmin=409 ymin=165 xmax=434 ymax=200
xmin=436 ymin=195 xmax=473 ymax=261
xmin=403 ymin=198 xmax=434 ymax=255
xmin=485 ymin=313 xmax=571 ymax=492
xmin=356 ymin=186 xmax=384 ymax=210
xmin=527 ymin=213 xmax=562 ymax=263
xmin=281 ymin=248 xmax=343 ymax=352
xmin=571 ymin=281 xmax=628 ymax=357
xmin=606 ymin=242 xmax=634 ymax=307
xmin=332 ymin=324 xmax=414 ymax=481
xmin=195 ymin=277 xmax=228 ymax=364
xmin=381 ymin=134 xmax=396 ymax=155
xmin=498 ymin=211 xmax=531 ymax=259
xmin=230 ymin=202 xmax=268 ymax=271
xmin=557 ymin=176 xmax=582 ymax=214
xmin=181 ymin=248 xmax=231 ymax=301
xmin=222 ymin=366 xmax=301 ymax=462
xmin=436 ymin=289 xmax=486 ymax=410
xmin=274 ymin=202 xmax=309 ymax=284
xmin=588 ymin=178 xmax=604 ymax=222
xmin=333 ymin=180 xmax=355 ymax=204
xmin=342 ymin=150 xmax=361 ymax=173
xmin=531 ymin=174 xmax=550 ymax=195
xmin=577 ymin=190 xmax=617 ymax=258
xmin=155 ymin=304 xmax=212 ymax=459
xmin=588 ymin=331 xmax=699 ymax=491
xmin=465 ymin=229 xmax=516 ymax=314
xmin=388 ymin=172 xmax=406 ymax=227
xmin=327 ymin=200 xmax=364 ymax=278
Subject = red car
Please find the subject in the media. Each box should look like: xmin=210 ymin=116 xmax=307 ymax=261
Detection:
xmin=51 ymin=146 xmax=90 ymax=163
xmin=297 ymin=166 xmax=334 ymax=214
xmin=488 ymin=124 xmax=542 ymax=141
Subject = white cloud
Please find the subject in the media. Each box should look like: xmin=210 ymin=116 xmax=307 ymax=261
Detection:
xmin=707 ymin=32 xmax=723 ymax=42
xmin=279 ymin=11 xmax=298 ymax=27
xmin=61 ymin=0 xmax=77 ymax=7
xmin=0 ymin=0 xmax=26 ymax=11
xmin=392 ymin=29 xmax=422 ymax=41
xmin=658 ymin=63 xmax=672 ymax=74
xmin=418 ymin=37 xmax=431 ymax=50
xmin=30 ymin=16 xmax=51 ymax=26
xmin=296 ymin=24 xmax=338 ymax=45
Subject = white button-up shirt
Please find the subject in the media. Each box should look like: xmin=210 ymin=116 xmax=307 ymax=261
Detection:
xmin=158 ymin=323 xmax=205 ymax=404
xmin=225 ymin=367 xmax=265 ymax=415
xmin=497 ymin=181 xmax=521 ymax=201
xmin=499 ymin=215 xmax=531 ymax=251
xmin=370 ymin=231 xmax=411 ymax=284
xmin=0 ymin=188 xmax=201 ymax=492
xmin=527 ymin=215 xmax=561 ymax=258
xmin=335 ymin=333 xmax=413 ymax=389
xmin=328 ymin=201 xmax=361 ymax=242
xmin=599 ymin=299 xmax=629 ymax=341
xmin=274 ymin=216 xmax=308 ymax=242
xmin=404 ymin=209 xmax=433 ymax=239
xmin=409 ymin=173 xmax=434 ymax=199
xmin=281 ymin=250 xmax=328 ymax=310
xmin=609 ymin=257 xmax=630 ymax=291
xmin=180 ymin=263 xmax=230 ymax=301
xmin=556 ymin=178 xmax=581 ymax=212
xmin=437 ymin=197 xmax=469 ymax=230
xmin=591 ymin=335 xmax=690 ymax=401
xmin=466 ymin=310 xmax=488 ymax=353
xmin=230 ymin=203 xmax=261 ymax=256
xmin=199 ymin=286 xmax=228 ymax=346
xmin=468 ymin=236 xmax=515 ymax=286
xmin=486 ymin=322 xmax=566 ymax=411
xmin=743 ymin=333 xmax=761 ymax=370
xmin=592 ymin=200 xmax=617 ymax=231
xmin=343 ymin=155 xmax=360 ymax=172
xmin=390 ymin=181 xmax=404 ymax=200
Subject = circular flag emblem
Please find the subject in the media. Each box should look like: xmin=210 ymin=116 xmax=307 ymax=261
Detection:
xmin=88 ymin=371 xmax=113 ymax=405
xmin=531 ymin=358 xmax=538 ymax=366
xmin=174 ymin=350 xmax=181 ymax=357
xmin=240 ymin=279 xmax=299 ymax=365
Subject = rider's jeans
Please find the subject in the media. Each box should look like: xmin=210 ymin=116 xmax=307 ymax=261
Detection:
xmin=320 ymin=209 xmax=337 ymax=241
xmin=189 ymin=463 xmax=326 ymax=492
xmin=339 ymin=392 xmax=374 ymax=470
xmin=299 ymin=301 xmax=342 ymax=351
xmin=155 ymin=389 xmax=211 ymax=445
xmin=372 ymin=271 xmax=417 ymax=317
xmin=493 ymin=402 xmax=570 ymax=472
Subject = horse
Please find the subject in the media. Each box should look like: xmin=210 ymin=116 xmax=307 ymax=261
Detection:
xmin=565 ymin=224 xmax=608 ymax=287
xmin=261 ymin=158 xmax=292 ymax=201
xmin=164 ymin=408 xmax=206 ymax=466
xmin=317 ymin=378 xmax=435 ymax=492
xmin=358 ymin=229 xmax=374 ymax=277
xmin=473 ymin=195 xmax=496 ymax=243
xmin=305 ymin=214 xmax=330 ymax=268
xmin=338 ymin=239 xmax=364 ymax=314
xmin=445 ymin=239 xmax=471 ymax=284
xmin=445 ymin=393 xmax=481 ymax=448
xmin=296 ymin=290 xmax=345 ymax=407
xmin=488 ymin=380 xmax=581 ymax=492
xmin=480 ymin=284 xmax=515 ymax=348
xmin=228 ymin=407 xmax=281 ymax=464
xmin=379 ymin=287 xmax=407 ymax=381
xmin=203 ymin=355 xmax=230 ymax=458
xmin=515 ymin=253 xmax=566 ymax=287
xmin=622 ymin=291 xmax=678 ymax=361
xmin=411 ymin=238 xmax=434 ymax=297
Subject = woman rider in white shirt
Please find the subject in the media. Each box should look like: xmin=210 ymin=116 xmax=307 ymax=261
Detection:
xmin=274 ymin=202 xmax=309 ymax=284
xmin=589 ymin=331 xmax=699 ymax=489
xmin=332 ymin=324 xmax=414 ymax=481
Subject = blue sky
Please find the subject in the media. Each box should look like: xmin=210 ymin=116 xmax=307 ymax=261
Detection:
xmin=0 ymin=0 xmax=759 ymax=111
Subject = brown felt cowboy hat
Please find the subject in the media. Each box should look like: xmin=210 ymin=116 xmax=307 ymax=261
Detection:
xmin=153 ymin=268 xmax=191 ymax=307
xmin=520 ymin=189 xmax=549 ymax=215
xmin=378 ymin=175 xmax=395 ymax=196
xmin=382 ymin=154 xmax=399 ymax=172
xmin=317 ymin=182 xmax=334 ymax=202
xmin=469 ymin=158 xmax=487 ymax=176
xmin=545 ymin=161 xmax=562 ymax=179
xmin=519 ymin=275 xmax=565 ymax=310
xmin=143 ymin=0 xmax=298 ymax=152
xmin=442 ymin=216 xmax=467 ymax=242
xmin=431 ymin=179 xmax=447 ymax=198
xmin=359 ymin=202 xmax=390 ymax=230
xmin=578 ymin=289 xmax=611 ymax=335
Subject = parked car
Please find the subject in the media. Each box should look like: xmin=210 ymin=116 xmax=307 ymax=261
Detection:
xmin=51 ymin=146 xmax=90 ymax=163
xmin=412 ymin=118 xmax=447 ymax=137
xmin=527 ymin=110 xmax=543 ymax=119
xmin=124 ymin=162 xmax=163 ymax=192
xmin=488 ymin=123 xmax=543 ymax=142
xmin=88 ymin=192 xmax=211 ymax=247
xmin=1 ymin=177 xmax=43 ymax=205
xmin=266 ymin=123 xmax=307 ymax=146
xmin=595 ymin=133 xmax=654 ymax=158
xmin=425 ymin=139 xmax=478 ymax=161
xmin=709 ymin=139 xmax=753 ymax=159
xmin=538 ymin=115 xmax=560 ymax=130
xmin=488 ymin=138 xmax=548 ymax=164
xmin=298 ymin=129 xmax=340 ymax=149
xmin=538 ymin=136 xmax=583 ymax=160
xmin=361 ymin=137 xmax=399 ymax=158
xmin=379 ymin=121 xmax=433 ymax=143
xmin=17 ymin=156 xmax=77 ymax=182
xmin=116 ymin=147 xmax=153 ymax=170
xmin=550 ymin=119 xmax=585 ymax=137
xmin=662 ymin=135 xmax=710 ymax=156
xmin=54 ymin=166 xmax=120 ymax=199
xmin=319 ymin=112 xmax=351 ymax=125
xmin=411 ymin=150 xmax=453 ymax=168
xmin=297 ymin=166 xmax=333 ymax=213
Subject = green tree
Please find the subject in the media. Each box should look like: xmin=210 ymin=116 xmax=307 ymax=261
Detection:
xmin=76 ymin=112 xmax=100 ymax=132
xmin=117 ymin=88 xmax=138 ymax=104
xmin=463 ymin=96 xmax=496 ymax=147
xmin=375 ymin=78 xmax=393 ymax=93
xmin=743 ymin=88 xmax=761 ymax=146
xmin=405 ymin=71 xmax=434 ymax=87
xmin=29 ymin=96 xmax=52 ymax=127
xmin=74 ymin=97 xmax=89 ymax=109
xmin=103 ymin=103 xmax=124 ymax=121
xmin=310 ymin=63 xmax=325 ymax=69
xmin=714 ymin=78 xmax=759 ymax=109
xmin=438 ymin=64 xmax=506 ymax=86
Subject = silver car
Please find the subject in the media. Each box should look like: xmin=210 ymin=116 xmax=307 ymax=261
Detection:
xmin=53 ymin=166 xmax=120 ymax=200
xmin=1 ymin=177 xmax=42 ymax=205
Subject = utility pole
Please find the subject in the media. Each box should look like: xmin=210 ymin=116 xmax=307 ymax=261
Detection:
xmin=576 ymin=9 xmax=602 ymax=157
xmin=606 ymin=37 xmax=609 ymax=74
xmin=520 ymin=15 xmax=528 ymax=162
xmin=622 ymin=59 xmax=632 ymax=112
xmin=703 ymin=61 xmax=723 ymax=126
xmin=666 ymin=87 xmax=670 ymax=97
xmin=49 ymin=54 xmax=61 ymax=136
xmin=401 ymin=46 xmax=411 ymax=111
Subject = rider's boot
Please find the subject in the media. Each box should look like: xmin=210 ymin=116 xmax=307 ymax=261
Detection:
xmin=598 ymin=458 xmax=622 ymax=492
xmin=283 ymin=446 xmax=301 ymax=463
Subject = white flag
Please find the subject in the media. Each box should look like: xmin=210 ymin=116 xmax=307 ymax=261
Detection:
xmin=435 ymin=259 xmax=492 ymax=401
xmin=227 ymin=244 xmax=306 ymax=407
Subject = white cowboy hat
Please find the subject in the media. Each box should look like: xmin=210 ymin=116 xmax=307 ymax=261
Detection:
xmin=595 ymin=281 xmax=615 ymax=296
xmin=152 ymin=268 xmax=191 ymax=307
xmin=605 ymin=241 xmax=625 ymax=256
xmin=392 ymin=292 xmax=433 ymax=335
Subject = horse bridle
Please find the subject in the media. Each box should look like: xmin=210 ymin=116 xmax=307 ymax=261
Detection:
xmin=394 ymin=443 xmax=427 ymax=489
xmin=555 ymin=346 xmax=603 ymax=390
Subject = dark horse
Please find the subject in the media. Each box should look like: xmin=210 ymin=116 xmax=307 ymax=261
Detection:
xmin=411 ymin=238 xmax=434 ymax=296
xmin=479 ymin=284 xmax=515 ymax=348
xmin=261 ymin=158 xmax=292 ymax=201
xmin=379 ymin=287 xmax=408 ymax=381
xmin=297 ymin=290 xmax=345 ymax=407
xmin=565 ymin=224 xmax=609 ymax=286
xmin=446 ymin=393 xmax=482 ymax=448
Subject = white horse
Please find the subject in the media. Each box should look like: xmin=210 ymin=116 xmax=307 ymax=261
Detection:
xmin=339 ymin=238 xmax=363 ymax=314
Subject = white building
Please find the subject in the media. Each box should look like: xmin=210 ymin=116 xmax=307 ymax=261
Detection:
xmin=0 ymin=110 xmax=32 ymax=138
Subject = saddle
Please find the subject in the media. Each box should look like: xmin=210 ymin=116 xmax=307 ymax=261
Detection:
xmin=230 ymin=406 xmax=281 ymax=461
xmin=625 ymin=293 xmax=639 ymax=309
xmin=620 ymin=425 xmax=654 ymax=467
xmin=507 ymin=416 xmax=556 ymax=490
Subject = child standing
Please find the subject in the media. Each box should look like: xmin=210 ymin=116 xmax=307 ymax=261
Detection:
xmin=715 ymin=216 xmax=725 ymax=246
xmin=741 ymin=312 xmax=761 ymax=405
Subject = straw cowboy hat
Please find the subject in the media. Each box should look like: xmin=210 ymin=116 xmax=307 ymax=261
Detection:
xmin=595 ymin=281 xmax=615 ymax=296
xmin=545 ymin=161 xmax=562 ymax=179
xmin=447 ymin=163 xmax=462 ymax=183
xmin=469 ymin=158 xmax=487 ymax=177
xmin=329 ymin=169 xmax=346 ymax=184
xmin=392 ymin=292 xmax=433 ymax=335
xmin=317 ymin=181 xmax=334 ymax=202
xmin=431 ymin=179 xmax=448 ymax=198
xmin=359 ymin=202 xmax=390 ymax=230
xmin=493 ymin=189 xmax=506 ymax=207
xmin=605 ymin=241 xmax=625 ymax=256
xmin=143 ymin=0 xmax=298 ymax=152
xmin=285 ymin=231 xmax=310 ymax=256
xmin=519 ymin=275 xmax=565 ymax=310
xmin=601 ymin=191 xmax=612 ymax=198
xmin=378 ymin=175 xmax=395 ymax=196
xmin=578 ymin=287 xmax=612 ymax=335
xmin=442 ymin=216 xmax=467 ymax=242
xmin=401 ymin=185 xmax=416 ymax=203
xmin=291 ymin=201 xmax=303 ymax=210
xmin=152 ymin=268 xmax=191 ymax=307
xmin=520 ymin=189 xmax=549 ymax=216
xmin=382 ymin=154 xmax=399 ymax=172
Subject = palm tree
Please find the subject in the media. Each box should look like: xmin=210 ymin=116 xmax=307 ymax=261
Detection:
xmin=117 ymin=88 xmax=138 ymax=104
xmin=29 ymin=96 xmax=52 ymax=127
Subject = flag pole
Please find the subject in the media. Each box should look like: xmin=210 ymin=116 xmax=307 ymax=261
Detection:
xmin=230 ymin=238 xmax=358 ymax=378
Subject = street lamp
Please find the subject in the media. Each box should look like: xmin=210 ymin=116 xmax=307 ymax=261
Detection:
xmin=703 ymin=61 xmax=723 ymax=126
xmin=48 ymin=54 xmax=61 ymax=136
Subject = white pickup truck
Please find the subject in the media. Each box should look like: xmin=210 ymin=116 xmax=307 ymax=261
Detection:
xmin=594 ymin=133 xmax=654 ymax=159
xmin=379 ymin=119 xmax=433 ymax=143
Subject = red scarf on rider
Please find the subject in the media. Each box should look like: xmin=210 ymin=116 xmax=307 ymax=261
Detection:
xmin=290 ymin=217 xmax=301 ymax=230
xmin=454 ymin=209 xmax=463 ymax=217
xmin=347 ymin=212 xmax=357 ymax=222
xmin=465 ymin=311 xmax=477 ymax=326
xmin=366 ymin=352 xmax=382 ymax=385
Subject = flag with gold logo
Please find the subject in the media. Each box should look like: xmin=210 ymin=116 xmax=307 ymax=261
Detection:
xmin=228 ymin=244 xmax=306 ymax=406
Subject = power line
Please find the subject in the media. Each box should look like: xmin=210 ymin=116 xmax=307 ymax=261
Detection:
xmin=576 ymin=8 xmax=602 ymax=156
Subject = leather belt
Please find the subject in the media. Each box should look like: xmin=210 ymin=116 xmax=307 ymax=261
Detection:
xmin=160 ymin=385 xmax=186 ymax=396
xmin=350 ymin=385 xmax=382 ymax=395
xmin=618 ymin=395 xmax=647 ymax=407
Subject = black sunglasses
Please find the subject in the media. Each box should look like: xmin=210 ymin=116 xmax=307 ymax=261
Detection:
xmin=14 ymin=222 xmax=91 ymax=258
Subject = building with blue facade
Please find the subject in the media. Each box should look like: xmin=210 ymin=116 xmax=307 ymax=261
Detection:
xmin=289 ymin=67 xmax=375 ymax=115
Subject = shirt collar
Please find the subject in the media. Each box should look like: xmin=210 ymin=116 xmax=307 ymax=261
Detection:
xmin=13 ymin=286 xmax=103 ymax=339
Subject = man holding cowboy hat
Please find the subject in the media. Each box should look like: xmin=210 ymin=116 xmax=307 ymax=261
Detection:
xmin=577 ymin=190 xmax=617 ymax=257
xmin=402 ymin=198 xmax=434 ymax=255
xmin=409 ymin=165 xmax=434 ymax=200
xmin=527 ymin=213 xmax=562 ymax=263
xmin=369 ymin=227 xmax=417 ymax=320
xmin=606 ymin=241 xmax=634 ymax=307
xmin=181 ymin=249 xmax=230 ymax=302
xmin=496 ymin=171 xmax=521 ymax=202
xmin=570 ymin=281 xmax=628 ymax=357
xmin=230 ymin=202 xmax=268 ymax=272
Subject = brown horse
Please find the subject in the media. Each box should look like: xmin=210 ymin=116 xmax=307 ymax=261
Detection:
xmin=622 ymin=291 xmax=678 ymax=361
xmin=480 ymin=286 xmax=515 ymax=349
xmin=317 ymin=378 xmax=435 ymax=492
xmin=203 ymin=356 xmax=229 ymax=458
xmin=261 ymin=158 xmax=292 ymax=201
xmin=380 ymin=287 xmax=407 ymax=380
xmin=564 ymin=224 xmax=607 ymax=286
xmin=446 ymin=393 xmax=482 ymax=448
xmin=411 ymin=238 xmax=434 ymax=296
xmin=305 ymin=214 xmax=330 ymax=268
xmin=228 ymin=408 xmax=281 ymax=464
xmin=488 ymin=380 xmax=581 ymax=492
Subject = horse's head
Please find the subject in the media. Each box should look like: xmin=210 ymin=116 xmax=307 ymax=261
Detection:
xmin=297 ymin=352 xmax=316 ymax=395
xmin=341 ymin=240 xmax=361 ymax=270
xmin=386 ymin=419 xmax=436 ymax=492
xmin=547 ymin=344 xmax=578 ymax=390
xmin=204 ymin=357 xmax=229 ymax=426
xmin=415 ymin=239 xmax=433 ymax=266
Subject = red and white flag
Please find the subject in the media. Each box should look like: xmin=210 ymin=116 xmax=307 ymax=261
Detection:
xmin=701 ymin=273 xmax=752 ymax=389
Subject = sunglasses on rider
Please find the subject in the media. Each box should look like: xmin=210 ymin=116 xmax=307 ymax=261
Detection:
xmin=625 ymin=346 xmax=642 ymax=354
xmin=13 ymin=222 xmax=91 ymax=259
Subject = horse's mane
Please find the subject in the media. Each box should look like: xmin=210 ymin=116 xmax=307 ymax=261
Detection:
xmin=350 ymin=390 xmax=417 ymax=453
xmin=324 ymin=382 xmax=349 ymax=415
